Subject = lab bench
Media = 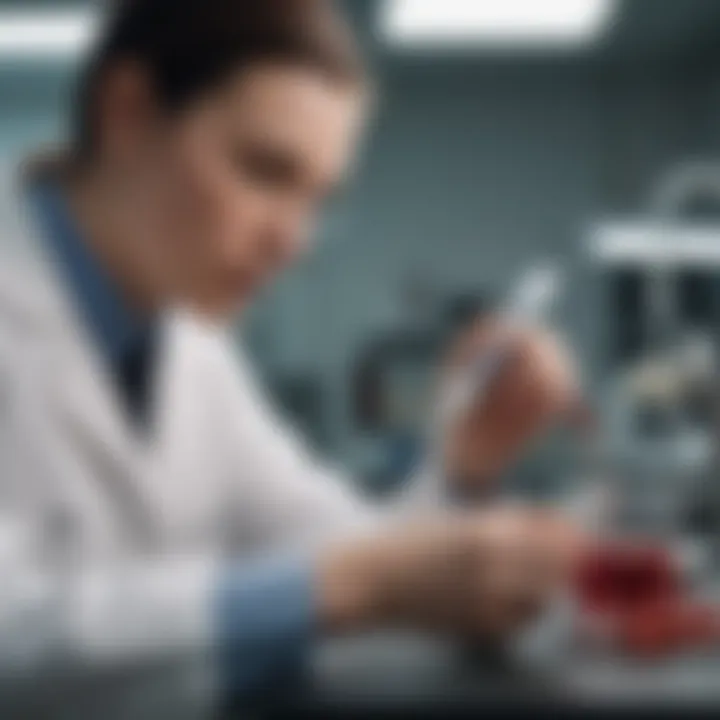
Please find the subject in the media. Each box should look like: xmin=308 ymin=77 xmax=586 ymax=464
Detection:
xmin=251 ymin=628 xmax=720 ymax=716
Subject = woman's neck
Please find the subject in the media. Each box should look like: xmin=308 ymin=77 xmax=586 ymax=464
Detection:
xmin=64 ymin=163 xmax=161 ymax=315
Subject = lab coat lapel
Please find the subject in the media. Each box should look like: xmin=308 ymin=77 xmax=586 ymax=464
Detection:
xmin=7 ymin=186 xmax=158 ymax=543
xmin=51 ymin=329 xmax=161 ymax=550
xmin=53 ymin=320 xmax=147 ymax=485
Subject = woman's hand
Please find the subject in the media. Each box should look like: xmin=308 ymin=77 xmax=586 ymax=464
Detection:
xmin=442 ymin=319 xmax=580 ymax=493
xmin=319 ymin=506 xmax=585 ymax=639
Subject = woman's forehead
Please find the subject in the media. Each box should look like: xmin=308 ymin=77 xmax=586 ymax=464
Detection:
xmin=207 ymin=64 xmax=368 ymax=181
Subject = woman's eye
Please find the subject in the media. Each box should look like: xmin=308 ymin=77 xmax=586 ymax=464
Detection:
xmin=235 ymin=148 xmax=297 ymax=190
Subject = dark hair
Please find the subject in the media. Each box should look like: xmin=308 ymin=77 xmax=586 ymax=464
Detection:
xmin=73 ymin=0 xmax=365 ymax=159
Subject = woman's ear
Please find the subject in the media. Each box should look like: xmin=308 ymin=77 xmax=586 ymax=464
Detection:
xmin=95 ymin=60 xmax=160 ymax=163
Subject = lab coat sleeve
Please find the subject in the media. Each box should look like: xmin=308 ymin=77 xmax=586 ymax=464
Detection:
xmin=0 ymin=530 xmax=319 ymax=703
xmin=213 ymin=337 xmax=444 ymax=553
xmin=0 ymin=507 xmax=217 ymax=680
xmin=215 ymin=342 xmax=381 ymax=551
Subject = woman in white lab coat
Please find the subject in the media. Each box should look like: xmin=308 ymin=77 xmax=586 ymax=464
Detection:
xmin=0 ymin=0 xmax=579 ymax=714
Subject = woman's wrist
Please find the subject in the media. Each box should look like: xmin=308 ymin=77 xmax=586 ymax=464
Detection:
xmin=317 ymin=537 xmax=389 ymax=634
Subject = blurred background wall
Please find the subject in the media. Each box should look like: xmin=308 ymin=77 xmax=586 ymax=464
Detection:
xmin=2 ymin=0 xmax=720 ymax=487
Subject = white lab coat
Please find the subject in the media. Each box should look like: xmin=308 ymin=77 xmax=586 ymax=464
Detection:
xmin=0 ymin=172 xmax=440 ymax=712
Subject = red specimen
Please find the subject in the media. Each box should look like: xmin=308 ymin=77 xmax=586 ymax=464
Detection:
xmin=574 ymin=540 xmax=720 ymax=658
xmin=575 ymin=541 xmax=680 ymax=615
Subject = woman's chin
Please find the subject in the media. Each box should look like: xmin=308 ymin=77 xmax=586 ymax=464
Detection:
xmin=184 ymin=292 xmax=248 ymax=324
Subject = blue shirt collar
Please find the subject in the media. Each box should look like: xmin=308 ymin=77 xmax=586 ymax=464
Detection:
xmin=29 ymin=181 xmax=153 ymax=366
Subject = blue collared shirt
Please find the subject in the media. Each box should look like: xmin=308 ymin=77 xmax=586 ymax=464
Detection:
xmin=31 ymin=183 xmax=152 ymax=377
xmin=29 ymin=180 xmax=316 ymax=698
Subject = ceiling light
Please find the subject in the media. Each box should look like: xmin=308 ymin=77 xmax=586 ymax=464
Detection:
xmin=0 ymin=9 xmax=98 ymax=60
xmin=382 ymin=0 xmax=617 ymax=48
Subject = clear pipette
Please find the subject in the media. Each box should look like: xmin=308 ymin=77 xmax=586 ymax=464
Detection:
xmin=420 ymin=264 xmax=565 ymax=500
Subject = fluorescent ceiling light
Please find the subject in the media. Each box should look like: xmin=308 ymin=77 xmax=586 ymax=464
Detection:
xmin=590 ymin=221 xmax=720 ymax=267
xmin=0 ymin=9 xmax=99 ymax=60
xmin=382 ymin=0 xmax=617 ymax=48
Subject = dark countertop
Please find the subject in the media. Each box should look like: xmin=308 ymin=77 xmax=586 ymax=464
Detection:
xmin=250 ymin=629 xmax=720 ymax=717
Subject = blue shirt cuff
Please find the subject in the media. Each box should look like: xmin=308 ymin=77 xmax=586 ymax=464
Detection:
xmin=215 ymin=555 xmax=316 ymax=699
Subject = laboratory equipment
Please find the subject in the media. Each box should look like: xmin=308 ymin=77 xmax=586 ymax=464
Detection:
xmin=587 ymin=161 xmax=720 ymax=539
